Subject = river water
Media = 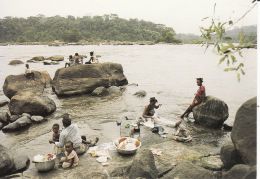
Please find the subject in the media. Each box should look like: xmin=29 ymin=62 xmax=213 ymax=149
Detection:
xmin=0 ymin=44 xmax=257 ymax=174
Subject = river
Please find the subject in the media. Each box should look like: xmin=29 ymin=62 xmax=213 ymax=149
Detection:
xmin=0 ymin=44 xmax=257 ymax=177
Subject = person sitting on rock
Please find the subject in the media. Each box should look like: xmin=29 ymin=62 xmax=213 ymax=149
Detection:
xmin=49 ymin=123 xmax=64 ymax=155
xmin=49 ymin=113 xmax=99 ymax=155
xmin=59 ymin=141 xmax=79 ymax=168
xmin=74 ymin=53 xmax=80 ymax=65
xmin=85 ymin=51 xmax=96 ymax=64
xmin=65 ymin=55 xmax=74 ymax=68
xmin=180 ymin=78 xmax=206 ymax=119
xmin=25 ymin=64 xmax=34 ymax=80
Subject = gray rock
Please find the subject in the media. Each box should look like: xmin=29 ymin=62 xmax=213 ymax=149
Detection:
xmin=220 ymin=142 xmax=244 ymax=169
xmin=8 ymin=60 xmax=24 ymax=65
xmin=48 ymin=55 xmax=64 ymax=61
xmin=9 ymin=155 xmax=30 ymax=174
xmin=0 ymin=99 xmax=9 ymax=107
xmin=193 ymin=96 xmax=229 ymax=128
xmin=161 ymin=161 xmax=214 ymax=179
xmin=0 ymin=112 xmax=10 ymax=124
xmin=133 ymin=90 xmax=147 ymax=97
xmin=31 ymin=116 xmax=44 ymax=123
xmin=52 ymin=63 xmax=128 ymax=96
xmin=223 ymin=164 xmax=256 ymax=179
xmin=39 ymin=70 xmax=52 ymax=85
xmin=10 ymin=115 xmax=21 ymax=123
xmin=22 ymin=113 xmax=31 ymax=118
xmin=29 ymin=56 xmax=45 ymax=61
xmin=231 ymin=97 xmax=256 ymax=165
xmin=91 ymin=87 xmax=109 ymax=97
xmin=2 ymin=116 xmax=31 ymax=132
xmin=3 ymin=71 xmax=46 ymax=99
xmin=195 ymin=155 xmax=224 ymax=171
xmin=0 ymin=144 xmax=14 ymax=177
xmin=9 ymin=92 xmax=56 ymax=116
xmin=129 ymin=149 xmax=158 ymax=179
xmin=107 ymin=86 xmax=123 ymax=95
xmin=0 ymin=122 xmax=3 ymax=130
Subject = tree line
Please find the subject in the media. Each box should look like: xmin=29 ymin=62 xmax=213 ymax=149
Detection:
xmin=0 ymin=14 xmax=182 ymax=43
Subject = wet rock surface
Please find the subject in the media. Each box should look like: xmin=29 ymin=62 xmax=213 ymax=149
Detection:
xmin=193 ymin=95 xmax=229 ymax=128
xmin=222 ymin=164 xmax=256 ymax=179
xmin=9 ymin=92 xmax=56 ymax=116
xmin=231 ymin=97 xmax=256 ymax=165
xmin=2 ymin=115 xmax=31 ymax=132
xmin=52 ymin=62 xmax=128 ymax=96
xmin=0 ymin=144 xmax=14 ymax=177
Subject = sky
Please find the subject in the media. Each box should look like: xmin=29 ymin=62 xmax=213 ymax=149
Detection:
xmin=0 ymin=0 xmax=257 ymax=35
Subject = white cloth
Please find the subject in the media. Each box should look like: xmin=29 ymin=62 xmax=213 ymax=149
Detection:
xmin=25 ymin=68 xmax=31 ymax=74
xmin=55 ymin=124 xmax=82 ymax=148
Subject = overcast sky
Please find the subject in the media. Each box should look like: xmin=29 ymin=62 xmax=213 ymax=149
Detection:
xmin=0 ymin=0 xmax=257 ymax=35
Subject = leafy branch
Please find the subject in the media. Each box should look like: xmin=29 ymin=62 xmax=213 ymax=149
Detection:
xmin=200 ymin=2 xmax=256 ymax=82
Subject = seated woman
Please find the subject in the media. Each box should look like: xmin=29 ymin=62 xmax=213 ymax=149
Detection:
xmin=143 ymin=97 xmax=182 ymax=127
xmin=180 ymin=78 xmax=206 ymax=119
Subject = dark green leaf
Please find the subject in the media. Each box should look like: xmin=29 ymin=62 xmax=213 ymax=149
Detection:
xmin=231 ymin=55 xmax=237 ymax=64
xmin=224 ymin=68 xmax=236 ymax=71
xmin=239 ymin=51 xmax=243 ymax=57
xmin=229 ymin=20 xmax=233 ymax=25
xmin=217 ymin=44 xmax=220 ymax=52
xmin=214 ymin=25 xmax=220 ymax=36
xmin=227 ymin=58 xmax=230 ymax=66
xmin=237 ymin=73 xmax=241 ymax=82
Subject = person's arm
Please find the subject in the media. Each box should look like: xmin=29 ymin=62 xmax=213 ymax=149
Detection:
xmin=154 ymin=104 xmax=162 ymax=109
xmin=54 ymin=133 xmax=65 ymax=147
xmin=142 ymin=106 xmax=153 ymax=119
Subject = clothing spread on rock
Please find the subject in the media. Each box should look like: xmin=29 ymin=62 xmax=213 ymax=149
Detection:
xmin=55 ymin=124 xmax=82 ymax=148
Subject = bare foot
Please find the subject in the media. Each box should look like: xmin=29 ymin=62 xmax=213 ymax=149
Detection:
xmin=175 ymin=120 xmax=183 ymax=127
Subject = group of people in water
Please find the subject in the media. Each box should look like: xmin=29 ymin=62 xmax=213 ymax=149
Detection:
xmin=48 ymin=77 xmax=206 ymax=169
xmin=65 ymin=51 xmax=99 ymax=68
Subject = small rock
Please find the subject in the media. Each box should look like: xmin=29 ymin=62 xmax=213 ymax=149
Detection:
xmin=31 ymin=116 xmax=44 ymax=123
xmin=133 ymin=90 xmax=147 ymax=97
xmin=0 ymin=99 xmax=9 ymax=107
xmin=91 ymin=87 xmax=109 ymax=97
xmin=22 ymin=113 xmax=31 ymax=118
xmin=2 ymin=116 xmax=31 ymax=132
xmin=0 ymin=112 xmax=10 ymax=124
xmin=48 ymin=55 xmax=64 ymax=61
xmin=30 ymin=56 xmax=45 ymax=61
xmin=8 ymin=60 xmax=24 ymax=65
xmin=10 ymin=115 xmax=21 ymax=123
xmin=223 ymin=164 xmax=256 ymax=179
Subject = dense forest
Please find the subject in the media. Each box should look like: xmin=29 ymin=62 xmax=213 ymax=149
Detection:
xmin=0 ymin=14 xmax=182 ymax=43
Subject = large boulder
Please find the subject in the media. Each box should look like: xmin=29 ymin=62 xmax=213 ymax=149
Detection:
xmin=3 ymin=71 xmax=46 ymax=99
xmin=8 ymin=60 xmax=24 ymax=65
xmin=9 ymin=155 xmax=30 ymax=174
xmin=52 ymin=63 xmax=128 ymax=96
xmin=220 ymin=142 xmax=244 ymax=169
xmin=39 ymin=70 xmax=52 ymax=85
xmin=0 ymin=144 xmax=14 ymax=177
xmin=8 ymin=92 xmax=56 ymax=116
xmin=161 ymin=161 xmax=214 ymax=179
xmin=223 ymin=164 xmax=256 ymax=179
xmin=231 ymin=97 xmax=257 ymax=165
xmin=129 ymin=149 xmax=158 ymax=179
xmin=2 ymin=116 xmax=31 ymax=132
xmin=193 ymin=96 xmax=229 ymax=128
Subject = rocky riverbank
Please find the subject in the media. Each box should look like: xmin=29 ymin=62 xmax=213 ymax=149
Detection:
xmin=0 ymin=63 xmax=256 ymax=178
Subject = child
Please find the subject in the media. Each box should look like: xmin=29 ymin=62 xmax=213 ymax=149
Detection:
xmin=49 ymin=124 xmax=64 ymax=155
xmin=59 ymin=141 xmax=79 ymax=169
xmin=25 ymin=64 xmax=34 ymax=80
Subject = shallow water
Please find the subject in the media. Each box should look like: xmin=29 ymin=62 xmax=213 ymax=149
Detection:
xmin=0 ymin=44 xmax=257 ymax=174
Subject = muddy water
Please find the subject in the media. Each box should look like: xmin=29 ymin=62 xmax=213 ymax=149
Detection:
xmin=0 ymin=44 xmax=257 ymax=176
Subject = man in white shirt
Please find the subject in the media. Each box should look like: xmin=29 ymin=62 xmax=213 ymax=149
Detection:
xmin=50 ymin=114 xmax=86 ymax=155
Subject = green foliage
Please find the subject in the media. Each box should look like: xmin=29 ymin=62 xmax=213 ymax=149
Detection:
xmin=0 ymin=14 xmax=180 ymax=43
xmin=199 ymin=3 xmax=257 ymax=82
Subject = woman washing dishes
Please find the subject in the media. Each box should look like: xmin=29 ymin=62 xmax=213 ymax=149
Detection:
xmin=180 ymin=78 xmax=206 ymax=119
xmin=143 ymin=97 xmax=182 ymax=127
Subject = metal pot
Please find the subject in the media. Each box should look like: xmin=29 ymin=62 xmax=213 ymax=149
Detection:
xmin=32 ymin=155 xmax=56 ymax=172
